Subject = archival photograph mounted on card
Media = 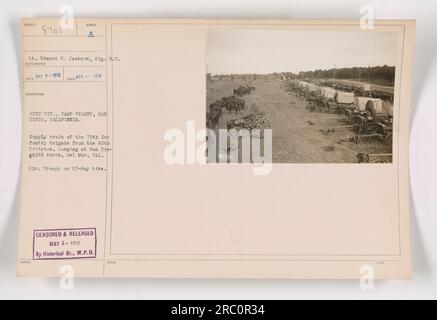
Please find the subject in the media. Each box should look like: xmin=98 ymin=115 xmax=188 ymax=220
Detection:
xmin=18 ymin=18 xmax=414 ymax=278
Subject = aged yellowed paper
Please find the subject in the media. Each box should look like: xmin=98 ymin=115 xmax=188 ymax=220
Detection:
xmin=18 ymin=18 xmax=415 ymax=278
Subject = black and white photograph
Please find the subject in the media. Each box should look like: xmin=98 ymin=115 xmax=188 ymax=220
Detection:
xmin=206 ymin=30 xmax=397 ymax=163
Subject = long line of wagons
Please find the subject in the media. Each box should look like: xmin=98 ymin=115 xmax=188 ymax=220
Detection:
xmin=289 ymin=80 xmax=393 ymax=145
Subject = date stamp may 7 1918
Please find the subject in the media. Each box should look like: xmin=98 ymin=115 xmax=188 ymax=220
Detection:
xmin=32 ymin=228 xmax=96 ymax=260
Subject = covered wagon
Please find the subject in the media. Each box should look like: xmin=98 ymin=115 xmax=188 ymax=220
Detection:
xmin=304 ymin=83 xmax=322 ymax=110
xmin=345 ymin=96 xmax=393 ymax=138
xmin=355 ymin=97 xmax=391 ymax=121
xmin=314 ymin=87 xmax=337 ymax=111
xmin=296 ymin=81 xmax=310 ymax=98
xmin=322 ymin=90 xmax=355 ymax=113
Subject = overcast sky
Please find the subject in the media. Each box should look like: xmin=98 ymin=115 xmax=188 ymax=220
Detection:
xmin=206 ymin=30 xmax=398 ymax=75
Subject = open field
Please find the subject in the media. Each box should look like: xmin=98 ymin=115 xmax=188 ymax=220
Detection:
xmin=206 ymin=78 xmax=393 ymax=163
